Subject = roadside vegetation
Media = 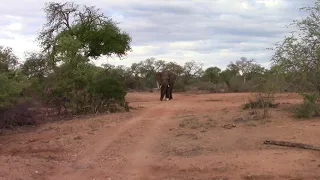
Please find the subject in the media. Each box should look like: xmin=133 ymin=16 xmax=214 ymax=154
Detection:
xmin=1 ymin=0 xmax=320 ymax=130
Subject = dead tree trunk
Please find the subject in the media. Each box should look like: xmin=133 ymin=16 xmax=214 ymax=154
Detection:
xmin=264 ymin=140 xmax=320 ymax=151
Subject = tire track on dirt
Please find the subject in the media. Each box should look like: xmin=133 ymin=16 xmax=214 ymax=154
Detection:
xmin=122 ymin=102 xmax=178 ymax=180
xmin=73 ymin=101 xmax=179 ymax=180
xmin=48 ymin=103 xmax=167 ymax=180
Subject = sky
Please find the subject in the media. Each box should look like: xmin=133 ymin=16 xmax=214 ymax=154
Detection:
xmin=0 ymin=0 xmax=315 ymax=70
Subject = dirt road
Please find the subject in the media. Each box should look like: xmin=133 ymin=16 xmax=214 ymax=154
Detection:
xmin=0 ymin=92 xmax=320 ymax=180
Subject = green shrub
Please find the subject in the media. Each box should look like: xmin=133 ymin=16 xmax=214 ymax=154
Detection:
xmin=41 ymin=62 xmax=128 ymax=114
xmin=295 ymin=93 xmax=320 ymax=118
xmin=0 ymin=72 xmax=30 ymax=109
xmin=91 ymin=76 xmax=126 ymax=101
xmin=88 ymin=76 xmax=127 ymax=113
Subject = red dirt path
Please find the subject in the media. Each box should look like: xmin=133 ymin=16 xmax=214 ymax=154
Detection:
xmin=0 ymin=92 xmax=319 ymax=180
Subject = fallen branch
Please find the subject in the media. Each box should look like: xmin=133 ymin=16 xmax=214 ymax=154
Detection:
xmin=263 ymin=140 xmax=320 ymax=151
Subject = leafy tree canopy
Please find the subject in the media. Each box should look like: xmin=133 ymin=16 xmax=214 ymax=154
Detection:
xmin=203 ymin=66 xmax=221 ymax=83
xmin=37 ymin=1 xmax=132 ymax=66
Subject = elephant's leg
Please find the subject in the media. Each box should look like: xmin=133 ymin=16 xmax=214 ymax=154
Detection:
xmin=160 ymin=85 xmax=166 ymax=101
xmin=165 ymin=85 xmax=170 ymax=100
xmin=169 ymin=84 xmax=174 ymax=100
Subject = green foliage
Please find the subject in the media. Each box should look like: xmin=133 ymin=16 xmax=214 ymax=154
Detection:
xmin=55 ymin=32 xmax=83 ymax=58
xmin=91 ymin=76 xmax=126 ymax=101
xmin=182 ymin=60 xmax=204 ymax=84
xmin=21 ymin=52 xmax=50 ymax=82
xmin=295 ymin=93 xmax=320 ymax=118
xmin=220 ymin=69 xmax=238 ymax=88
xmin=173 ymin=79 xmax=187 ymax=92
xmin=228 ymin=76 xmax=247 ymax=92
xmin=202 ymin=66 xmax=221 ymax=83
xmin=38 ymin=1 xmax=132 ymax=66
xmin=0 ymin=1 xmax=133 ymax=129
xmin=270 ymin=0 xmax=320 ymax=94
xmin=265 ymin=0 xmax=320 ymax=118
xmin=87 ymin=57 xmax=274 ymax=94
xmin=94 ymin=57 xmax=279 ymax=93
xmin=88 ymin=75 xmax=127 ymax=113
xmin=39 ymin=60 xmax=128 ymax=114
xmin=0 ymin=72 xmax=29 ymax=108
xmin=5 ymin=0 xmax=311 ymax=129
xmin=0 ymin=47 xmax=30 ymax=109
xmin=164 ymin=62 xmax=184 ymax=76
xmin=0 ymin=46 xmax=19 ymax=72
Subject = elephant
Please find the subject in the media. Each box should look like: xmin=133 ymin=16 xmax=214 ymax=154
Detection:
xmin=156 ymin=71 xmax=177 ymax=101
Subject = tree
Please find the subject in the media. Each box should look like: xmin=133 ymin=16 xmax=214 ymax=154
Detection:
xmin=154 ymin=60 xmax=166 ymax=71
xmin=0 ymin=46 xmax=19 ymax=72
xmin=37 ymin=1 xmax=132 ymax=66
xmin=202 ymin=66 xmax=221 ymax=83
xmin=22 ymin=52 xmax=51 ymax=82
xmin=137 ymin=58 xmax=156 ymax=78
xmin=270 ymin=0 xmax=320 ymax=94
xmin=268 ymin=0 xmax=320 ymax=118
xmin=0 ymin=46 xmax=29 ymax=108
xmin=181 ymin=60 xmax=204 ymax=85
xmin=164 ymin=62 xmax=184 ymax=76
xmin=247 ymin=64 xmax=266 ymax=80
xmin=229 ymin=57 xmax=257 ymax=83
xmin=183 ymin=60 xmax=204 ymax=82
xmin=220 ymin=65 xmax=239 ymax=88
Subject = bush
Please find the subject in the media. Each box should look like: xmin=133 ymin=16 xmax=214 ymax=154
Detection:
xmin=0 ymin=102 xmax=38 ymax=129
xmin=228 ymin=76 xmax=251 ymax=92
xmin=243 ymin=93 xmax=279 ymax=109
xmin=89 ymin=76 xmax=128 ymax=113
xmin=187 ymin=81 xmax=228 ymax=92
xmin=0 ymin=72 xmax=30 ymax=108
xmin=243 ymin=93 xmax=279 ymax=119
xmin=87 ymin=72 xmax=128 ymax=113
xmin=295 ymin=93 xmax=320 ymax=118
xmin=39 ymin=62 xmax=129 ymax=115
xmin=173 ymin=79 xmax=186 ymax=92
xmin=92 ymin=76 xmax=126 ymax=101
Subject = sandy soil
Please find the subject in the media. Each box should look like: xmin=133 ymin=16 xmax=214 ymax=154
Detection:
xmin=0 ymin=92 xmax=320 ymax=180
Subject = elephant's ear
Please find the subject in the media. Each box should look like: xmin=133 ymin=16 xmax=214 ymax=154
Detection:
xmin=168 ymin=72 xmax=177 ymax=82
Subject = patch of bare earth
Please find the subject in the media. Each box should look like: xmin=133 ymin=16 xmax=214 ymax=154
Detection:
xmin=0 ymin=92 xmax=319 ymax=180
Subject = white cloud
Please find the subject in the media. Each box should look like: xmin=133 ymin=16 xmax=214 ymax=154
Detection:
xmin=3 ymin=15 xmax=22 ymax=20
xmin=241 ymin=2 xmax=250 ymax=10
xmin=5 ymin=22 xmax=23 ymax=31
xmin=0 ymin=33 xmax=40 ymax=60
xmin=256 ymin=0 xmax=283 ymax=8
xmin=0 ymin=0 xmax=315 ymax=70
xmin=168 ymin=41 xmax=198 ymax=49
xmin=130 ymin=45 xmax=157 ymax=55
